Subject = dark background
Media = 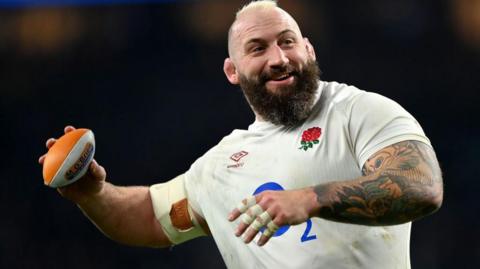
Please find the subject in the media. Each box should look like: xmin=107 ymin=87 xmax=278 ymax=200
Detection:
xmin=1 ymin=0 xmax=479 ymax=268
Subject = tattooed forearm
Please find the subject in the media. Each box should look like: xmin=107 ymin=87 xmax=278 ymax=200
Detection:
xmin=314 ymin=140 xmax=443 ymax=225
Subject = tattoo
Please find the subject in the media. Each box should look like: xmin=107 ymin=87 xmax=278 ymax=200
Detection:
xmin=315 ymin=141 xmax=443 ymax=225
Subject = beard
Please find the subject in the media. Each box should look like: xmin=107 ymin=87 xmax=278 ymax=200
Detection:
xmin=239 ymin=60 xmax=321 ymax=127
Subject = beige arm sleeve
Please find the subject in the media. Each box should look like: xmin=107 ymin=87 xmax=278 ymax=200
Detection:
xmin=149 ymin=174 xmax=206 ymax=245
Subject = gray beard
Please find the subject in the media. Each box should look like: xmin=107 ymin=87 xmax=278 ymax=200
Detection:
xmin=239 ymin=60 xmax=321 ymax=127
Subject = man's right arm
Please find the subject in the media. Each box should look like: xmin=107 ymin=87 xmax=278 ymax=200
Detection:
xmin=75 ymin=180 xmax=172 ymax=248
xmin=39 ymin=126 xmax=208 ymax=248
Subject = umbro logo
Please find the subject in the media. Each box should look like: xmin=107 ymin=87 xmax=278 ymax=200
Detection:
xmin=228 ymin=151 xmax=248 ymax=168
xmin=230 ymin=151 xmax=248 ymax=162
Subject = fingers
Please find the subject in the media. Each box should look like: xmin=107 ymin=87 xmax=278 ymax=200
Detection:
xmin=88 ymin=159 xmax=106 ymax=181
xmin=230 ymin=195 xmax=280 ymax=246
xmin=64 ymin=125 xmax=76 ymax=133
xmin=257 ymin=220 xmax=280 ymax=246
xmin=241 ymin=209 xmax=274 ymax=244
xmin=230 ymin=192 xmax=289 ymax=246
xmin=38 ymin=125 xmax=76 ymax=165
xmin=38 ymin=154 xmax=46 ymax=164
xmin=236 ymin=206 xmax=280 ymax=246
xmin=46 ymin=138 xmax=56 ymax=149
xmin=228 ymin=196 xmax=257 ymax=221
xmin=235 ymin=204 xmax=263 ymax=237
xmin=38 ymin=138 xmax=56 ymax=164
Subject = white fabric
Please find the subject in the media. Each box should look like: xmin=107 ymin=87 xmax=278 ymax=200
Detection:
xmin=181 ymin=81 xmax=430 ymax=269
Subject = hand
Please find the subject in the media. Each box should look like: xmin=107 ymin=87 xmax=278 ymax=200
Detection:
xmin=228 ymin=188 xmax=318 ymax=246
xmin=38 ymin=125 xmax=107 ymax=204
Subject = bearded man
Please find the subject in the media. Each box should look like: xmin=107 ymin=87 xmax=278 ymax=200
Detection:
xmin=39 ymin=1 xmax=443 ymax=268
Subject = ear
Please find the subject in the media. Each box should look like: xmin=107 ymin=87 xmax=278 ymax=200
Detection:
xmin=223 ymin=58 xmax=239 ymax=85
xmin=304 ymin=37 xmax=316 ymax=61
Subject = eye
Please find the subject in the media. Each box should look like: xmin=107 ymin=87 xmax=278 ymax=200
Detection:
xmin=251 ymin=46 xmax=265 ymax=53
xmin=280 ymin=38 xmax=295 ymax=48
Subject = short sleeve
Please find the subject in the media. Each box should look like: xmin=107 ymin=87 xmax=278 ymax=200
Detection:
xmin=348 ymin=92 xmax=431 ymax=168
xmin=148 ymin=162 xmax=205 ymax=219
xmin=183 ymin=155 xmax=208 ymax=218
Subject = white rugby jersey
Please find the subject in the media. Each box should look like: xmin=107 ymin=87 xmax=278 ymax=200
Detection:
xmin=162 ymin=81 xmax=430 ymax=268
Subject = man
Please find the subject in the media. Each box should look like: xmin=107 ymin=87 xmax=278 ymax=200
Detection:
xmin=39 ymin=1 xmax=443 ymax=268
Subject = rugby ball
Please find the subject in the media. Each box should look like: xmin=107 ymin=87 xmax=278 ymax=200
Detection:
xmin=42 ymin=128 xmax=95 ymax=188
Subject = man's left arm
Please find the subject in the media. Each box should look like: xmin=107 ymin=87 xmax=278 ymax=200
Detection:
xmin=314 ymin=140 xmax=443 ymax=225
xmin=229 ymin=140 xmax=443 ymax=246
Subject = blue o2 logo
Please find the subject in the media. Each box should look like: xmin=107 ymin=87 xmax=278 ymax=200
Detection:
xmin=253 ymin=182 xmax=317 ymax=243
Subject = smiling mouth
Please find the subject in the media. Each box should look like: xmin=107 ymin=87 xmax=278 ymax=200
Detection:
xmin=270 ymin=73 xmax=293 ymax=81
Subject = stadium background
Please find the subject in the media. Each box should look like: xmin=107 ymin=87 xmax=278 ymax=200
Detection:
xmin=1 ymin=0 xmax=479 ymax=268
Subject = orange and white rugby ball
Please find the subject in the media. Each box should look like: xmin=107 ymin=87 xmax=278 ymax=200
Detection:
xmin=42 ymin=128 xmax=95 ymax=188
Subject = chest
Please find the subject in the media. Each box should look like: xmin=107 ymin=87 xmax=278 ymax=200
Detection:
xmin=211 ymin=124 xmax=362 ymax=200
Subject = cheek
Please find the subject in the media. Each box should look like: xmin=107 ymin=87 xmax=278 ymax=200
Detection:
xmin=289 ymin=47 xmax=312 ymax=66
xmin=239 ymin=58 xmax=266 ymax=78
xmin=292 ymin=54 xmax=310 ymax=69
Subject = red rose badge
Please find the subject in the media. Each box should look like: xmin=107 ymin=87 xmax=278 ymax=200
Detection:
xmin=299 ymin=127 xmax=322 ymax=151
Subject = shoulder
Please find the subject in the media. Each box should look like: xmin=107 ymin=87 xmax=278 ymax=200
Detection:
xmin=320 ymin=81 xmax=364 ymax=101
xmin=315 ymin=81 xmax=365 ymax=114
xmin=316 ymin=81 xmax=409 ymax=118
xmin=187 ymin=128 xmax=250 ymax=173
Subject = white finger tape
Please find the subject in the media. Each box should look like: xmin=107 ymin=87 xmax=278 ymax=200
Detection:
xmin=242 ymin=213 xmax=254 ymax=225
xmin=250 ymin=204 xmax=264 ymax=216
xmin=237 ymin=196 xmax=256 ymax=213
xmin=251 ymin=219 xmax=263 ymax=231
xmin=258 ymin=211 xmax=272 ymax=224
xmin=267 ymin=221 xmax=279 ymax=232
xmin=263 ymin=229 xmax=273 ymax=238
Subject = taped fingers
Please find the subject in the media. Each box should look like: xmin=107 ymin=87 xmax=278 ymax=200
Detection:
xmin=250 ymin=211 xmax=272 ymax=231
xmin=237 ymin=196 xmax=257 ymax=213
xmin=236 ymin=204 xmax=265 ymax=238
xmin=240 ymin=204 xmax=264 ymax=228
xmin=258 ymin=211 xmax=272 ymax=224
xmin=266 ymin=220 xmax=279 ymax=233
xmin=263 ymin=228 xmax=274 ymax=238
xmin=243 ymin=211 xmax=272 ymax=243
xmin=229 ymin=196 xmax=258 ymax=222
xmin=242 ymin=207 xmax=272 ymax=244
xmin=241 ymin=213 xmax=254 ymax=225
xmin=250 ymin=219 xmax=263 ymax=231
xmin=257 ymin=220 xmax=280 ymax=246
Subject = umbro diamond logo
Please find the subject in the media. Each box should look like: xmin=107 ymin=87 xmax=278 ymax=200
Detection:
xmin=228 ymin=151 xmax=248 ymax=168
xmin=230 ymin=151 xmax=248 ymax=162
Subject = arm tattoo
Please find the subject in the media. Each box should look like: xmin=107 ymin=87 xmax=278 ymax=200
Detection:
xmin=314 ymin=140 xmax=443 ymax=225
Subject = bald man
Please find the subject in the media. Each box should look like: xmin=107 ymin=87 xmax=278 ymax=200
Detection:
xmin=39 ymin=1 xmax=443 ymax=268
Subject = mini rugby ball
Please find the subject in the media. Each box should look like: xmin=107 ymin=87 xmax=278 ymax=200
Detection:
xmin=42 ymin=128 xmax=95 ymax=188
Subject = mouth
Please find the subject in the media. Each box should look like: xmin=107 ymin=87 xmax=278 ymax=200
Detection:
xmin=270 ymin=72 xmax=293 ymax=82
xmin=264 ymin=72 xmax=296 ymax=91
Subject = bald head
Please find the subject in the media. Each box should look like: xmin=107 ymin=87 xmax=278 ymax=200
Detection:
xmin=227 ymin=0 xmax=303 ymax=60
xmin=222 ymin=1 xmax=319 ymax=126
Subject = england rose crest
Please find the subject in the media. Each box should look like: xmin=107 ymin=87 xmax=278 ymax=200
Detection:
xmin=299 ymin=127 xmax=322 ymax=151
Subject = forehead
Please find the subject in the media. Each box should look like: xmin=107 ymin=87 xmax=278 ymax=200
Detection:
xmin=231 ymin=8 xmax=302 ymax=47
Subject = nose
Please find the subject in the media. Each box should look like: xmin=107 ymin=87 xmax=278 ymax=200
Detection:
xmin=267 ymin=45 xmax=289 ymax=69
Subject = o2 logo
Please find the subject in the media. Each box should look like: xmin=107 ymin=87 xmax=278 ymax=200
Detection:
xmin=253 ymin=182 xmax=317 ymax=243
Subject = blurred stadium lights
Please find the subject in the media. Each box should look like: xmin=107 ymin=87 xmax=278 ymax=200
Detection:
xmin=452 ymin=0 xmax=480 ymax=50
xmin=180 ymin=0 xmax=317 ymax=44
xmin=0 ymin=0 xmax=187 ymax=8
